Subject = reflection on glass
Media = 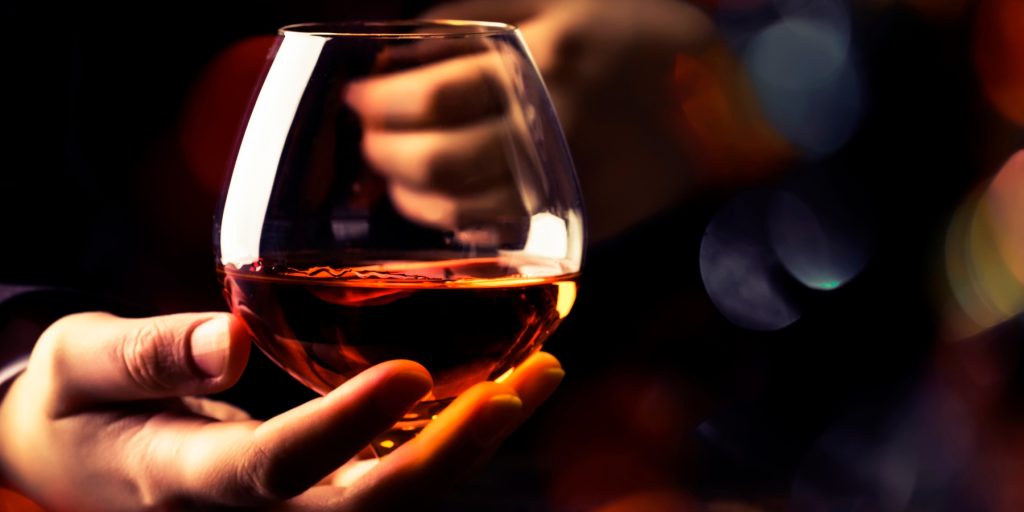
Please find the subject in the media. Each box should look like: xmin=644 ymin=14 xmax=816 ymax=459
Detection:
xmin=214 ymin=21 xmax=585 ymax=454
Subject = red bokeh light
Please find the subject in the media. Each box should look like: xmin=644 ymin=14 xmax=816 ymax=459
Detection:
xmin=180 ymin=36 xmax=278 ymax=194
xmin=0 ymin=489 xmax=45 ymax=512
xmin=974 ymin=0 xmax=1024 ymax=126
xmin=671 ymin=43 xmax=796 ymax=189
xmin=540 ymin=371 xmax=702 ymax=510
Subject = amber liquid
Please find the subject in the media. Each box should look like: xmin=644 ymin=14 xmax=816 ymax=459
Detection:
xmin=221 ymin=257 xmax=576 ymax=446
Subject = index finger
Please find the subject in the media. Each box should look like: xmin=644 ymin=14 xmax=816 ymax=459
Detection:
xmin=345 ymin=53 xmax=508 ymax=129
xmin=135 ymin=360 xmax=432 ymax=507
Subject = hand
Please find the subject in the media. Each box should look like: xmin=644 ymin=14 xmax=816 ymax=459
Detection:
xmin=425 ymin=0 xmax=715 ymax=240
xmin=344 ymin=36 xmax=531 ymax=235
xmin=0 ymin=311 xmax=564 ymax=511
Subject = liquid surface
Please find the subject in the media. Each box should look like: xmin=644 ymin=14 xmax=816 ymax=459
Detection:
xmin=222 ymin=257 xmax=577 ymax=400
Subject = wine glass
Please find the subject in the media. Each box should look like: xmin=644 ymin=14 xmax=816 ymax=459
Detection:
xmin=215 ymin=20 xmax=584 ymax=455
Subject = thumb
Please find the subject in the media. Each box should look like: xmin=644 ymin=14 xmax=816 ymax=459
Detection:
xmin=32 ymin=311 xmax=250 ymax=416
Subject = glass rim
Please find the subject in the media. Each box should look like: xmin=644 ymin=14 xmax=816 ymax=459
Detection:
xmin=279 ymin=20 xmax=517 ymax=39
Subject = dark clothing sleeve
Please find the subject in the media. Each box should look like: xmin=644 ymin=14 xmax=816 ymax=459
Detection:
xmin=0 ymin=285 xmax=132 ymax=389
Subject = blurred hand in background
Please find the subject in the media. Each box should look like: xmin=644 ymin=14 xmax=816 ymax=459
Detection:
xmin=346 ymin=0 xmax=715 ymax=241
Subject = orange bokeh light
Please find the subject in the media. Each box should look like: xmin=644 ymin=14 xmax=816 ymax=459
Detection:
xmin=941 ymin=150 xmax=1024 ymax=339
xmin=987 ymin=150 xmax=1024 ymax=285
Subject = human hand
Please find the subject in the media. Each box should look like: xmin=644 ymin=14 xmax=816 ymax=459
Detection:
xmin=424 ymin=0 xmax=715 ymax=240
xmin=0 ymin=311 xmax=563 ymax=511
xmin=344 ymin=34 xmax=532 ymax=236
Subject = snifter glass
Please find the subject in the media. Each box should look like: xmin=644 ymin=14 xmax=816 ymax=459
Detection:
xmin=215 ymin=20 xmax=584 ymax=454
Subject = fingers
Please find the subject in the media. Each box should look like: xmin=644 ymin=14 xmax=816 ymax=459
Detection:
xmin=336 ymin=352 xmax=564 ymax=510
xmin=326 ymin=382 xmax=521 ymax=510
xmin=498 ymin=351 xmax=565 ymax=418
xmin=388 ymin=180 xmax=526 ymax=231
xmin=346 ymin=42 xmax=537 ymax=232
xmin=361 ymin=119 xmax=511 ymax=195
xmin=147 ymin=360 xmax=432 ymax=507
xmin=345 ymin=53 xmax=507 ymax=130
xmin=32 ymin=312 xmax=250 ymax=416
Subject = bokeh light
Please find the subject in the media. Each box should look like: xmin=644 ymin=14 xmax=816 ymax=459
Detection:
xmin=973 ymin=0 xmax=1024 ymax=126
xmin=902 ymin=0 xmax=968 ymax=23
xmin=743 ymin=18 xmax=862 ymax=158
xmin=693 ymin=0 xmax=862 ymax=168
xmin=542 ymin=372 xmax=697 ymax=511
xmin=768 ymin=173 xmax=872 ymax=291
xmin=790 ymin=425 xmax=917 ymax=512
xmin=594 ymin=489 xmax=698 ymax=512
xmin=943 ymin=151 xmax=1024 ymax=338
xmin=773 ymin=0 xmax=851 ymax=45
xmin=180 ymin=36 xmax=277 ymax=194
xmin=0 ymin=489 xmax=45 ymax=512
xmin=672 ymin=43 xmax=797 ymax=186
xmin=700 ymin=192 xmax=801 ymax=331
xmin=986 ymin=151 xmax=1024 ymax=285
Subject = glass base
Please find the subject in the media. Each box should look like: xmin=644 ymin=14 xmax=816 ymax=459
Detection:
xmin=370 ymin=398 xmax=454 ymax=457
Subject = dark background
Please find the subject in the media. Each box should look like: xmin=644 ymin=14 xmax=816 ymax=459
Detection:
xmin=2 ymin=1 xmax=1023 ymax=510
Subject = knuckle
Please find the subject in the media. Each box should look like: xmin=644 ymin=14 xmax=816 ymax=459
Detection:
xmin=118 ymin=320 xmax=184 ymax=395
xmin=36 ymin=311 xmax=108 ymax=373
xmin=429 ymin=71 xmax=506 ymax=123
xmin=423 ymin=79 xmax=453 ymax=119
xmin=418 ymin=145 xmax=447 ymax=187
xmin=361 ymin=132 xmax=386 ymax=169
xmin=38 ymin=311 xmax=108 ymax=353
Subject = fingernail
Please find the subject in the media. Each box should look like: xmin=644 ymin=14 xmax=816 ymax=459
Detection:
xmin=473 ymin=394 xmax=522 ymax=446
xmin=543 ymin=367 xmax=566 ymax=384
xmin=376 ymin=370 xmax=433 ymax=416
xmin=191 ymin=316 xmax=230 ymax=377
xmin=533 ymin=368 xmax=566 ymax=401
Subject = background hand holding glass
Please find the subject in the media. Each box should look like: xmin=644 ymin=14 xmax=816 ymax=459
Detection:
xmin=216 ymin=21 xmax=584 ymax=455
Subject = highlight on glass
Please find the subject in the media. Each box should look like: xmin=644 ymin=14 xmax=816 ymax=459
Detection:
xmin=214 ymin=20 xmax=585 ymax=454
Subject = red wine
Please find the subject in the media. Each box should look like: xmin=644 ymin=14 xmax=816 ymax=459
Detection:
xmin=221 ymin=257 xmax=577 ymax=403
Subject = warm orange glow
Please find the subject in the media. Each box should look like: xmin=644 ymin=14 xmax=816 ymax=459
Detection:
xmin=556 ymin=281 xmax=577 ymax=319
xmin=671 ymin=42 xmax=796 ymax=188
xmin=378 ymin=439 xmax=395 ymax=450
xmin=974 ymin=0 xmax=1024 ymax=126
xmin=494 ymin=367 xmax=516 ymax=384
xmin=0 ymin=489 xmax=45 ymax=512
xmin=594 ymin=489 xmax=698 ymax=512
xmin=988 ymin=150 xmax=1024 ymax=284
xmin=941 ymin=151 xmax=1024 ymax=339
